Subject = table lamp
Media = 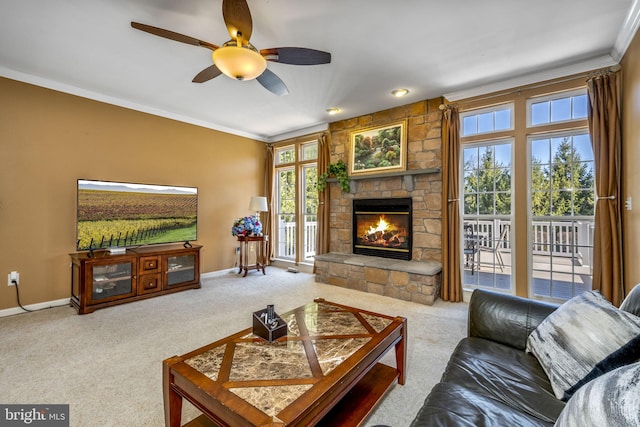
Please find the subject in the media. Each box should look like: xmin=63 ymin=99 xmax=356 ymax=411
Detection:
xmin=248 ymin=196 xmax=268 ymax=216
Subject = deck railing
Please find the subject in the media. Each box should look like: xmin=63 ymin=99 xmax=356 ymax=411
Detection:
xmin=465 ymin=219 xmax=594 ymax=266
xmin=276 ymin=215 xmax=317 ymax=261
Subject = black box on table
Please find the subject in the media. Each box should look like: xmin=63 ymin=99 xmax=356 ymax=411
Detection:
xmin=252 ymin=306 xmax=287 ymax=342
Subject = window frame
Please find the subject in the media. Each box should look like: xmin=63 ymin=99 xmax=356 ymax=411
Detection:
xmin=458 ymin=79 xmax=593 ymax=302
xmin=461 ymin=138 xmax=515 ymax=293
xmin=526 ymin=129 xmax=595 ymax=302
xmin=272 ymin=138 xmax=319 ymax=264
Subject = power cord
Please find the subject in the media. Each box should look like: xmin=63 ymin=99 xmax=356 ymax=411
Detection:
xmin=12 ymin=279 xmax=34 ymax=312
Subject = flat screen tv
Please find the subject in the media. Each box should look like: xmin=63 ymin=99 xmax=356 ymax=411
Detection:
xmin=76 ymin=179 xmax=198 ymax=251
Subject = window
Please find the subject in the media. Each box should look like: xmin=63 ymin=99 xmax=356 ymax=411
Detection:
xmin=276 ymin=147 xmax=296 ymax=164
xmin=462 ymin=141 xmax=513 ymax=291
xmin=527 ymin=89 xmax=588 ymax=127
xmin=461 ymin=104 xmax=513 ymax=136
xmin=275 ymin=164 xmax=296 ymax=259
xmin=459 ymin=83 xmax=593 ymax=302
xmin=273 ymin=140 xmax=318 ymax=264
xmin=529 ymin=131 xmax=594 ymax=299
xmin=302 ymin=163 xmax=318 ymax=261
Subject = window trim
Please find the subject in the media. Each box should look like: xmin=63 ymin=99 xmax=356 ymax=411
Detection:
xmin=272 ymin=138 xmax=319 ymax=264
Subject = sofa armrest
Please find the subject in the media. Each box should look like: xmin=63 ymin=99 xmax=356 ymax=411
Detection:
xmin=468 ymin=289 xmax=559 ymax=351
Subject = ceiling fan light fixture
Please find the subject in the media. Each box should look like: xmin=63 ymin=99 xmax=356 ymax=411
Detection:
xmin=391 ymin=88 xmax=409 ymax=97
xmin=212 ymin=41 xmax=266 ymax=81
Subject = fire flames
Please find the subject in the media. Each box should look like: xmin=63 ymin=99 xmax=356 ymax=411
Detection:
xmin=360 ymin=215 xmax=406 ymax=247
xmin=368 ymin=217 xmax=390 ymax=234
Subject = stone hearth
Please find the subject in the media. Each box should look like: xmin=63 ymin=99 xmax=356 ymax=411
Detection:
xmin=315 ymin=253 xmax=442 ymax=305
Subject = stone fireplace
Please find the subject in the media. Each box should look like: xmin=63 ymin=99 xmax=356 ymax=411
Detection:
xmin=353 ymin=198 xmax=412 ymax=260
xmin=313 ymin=99 xmax=444 ymax=305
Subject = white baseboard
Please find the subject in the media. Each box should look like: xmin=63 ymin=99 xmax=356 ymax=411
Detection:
xmin=200 ymin=268 xmax=237 ymax=280
xmin=0 ymin=268 xmax=262 ymax=317
xmin=269 ymin=259 xmax=314 ymax=273
xmin=0 ymin=298 xmax=71 ymax=318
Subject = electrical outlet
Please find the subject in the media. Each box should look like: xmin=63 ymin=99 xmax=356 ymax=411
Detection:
xmin=7 ymin=271 xmax=19 ymax=286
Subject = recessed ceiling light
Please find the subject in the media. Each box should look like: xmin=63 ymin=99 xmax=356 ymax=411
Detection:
xmin=326 ymin=107 xmax=341 ymax=115
xmin=391 ymin=88 xmax=409 ymax=97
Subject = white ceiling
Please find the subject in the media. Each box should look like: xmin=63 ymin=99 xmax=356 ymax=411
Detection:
xmin=0 ymin=0 xmax=638 ymax=142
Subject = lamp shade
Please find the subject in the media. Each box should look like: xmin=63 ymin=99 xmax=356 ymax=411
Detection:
xmin=212 ymin=42 xmax=267 ymax=81
xmin=249 ymin=196 xmax=268 ymax=212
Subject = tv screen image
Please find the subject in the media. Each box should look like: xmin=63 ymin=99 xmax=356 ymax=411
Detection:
xmin=76 ymin=180 xmax=198 ymax=251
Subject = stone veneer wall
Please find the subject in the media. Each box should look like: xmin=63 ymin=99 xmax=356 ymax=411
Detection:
xmin=314 ymin=98 xmax=444 ymax=305
xmin=327 ymin=98 xmax=444 ymax=261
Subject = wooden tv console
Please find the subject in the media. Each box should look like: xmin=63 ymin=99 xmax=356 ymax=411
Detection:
xmin=70 ymin=244 xmax=201 ymax=314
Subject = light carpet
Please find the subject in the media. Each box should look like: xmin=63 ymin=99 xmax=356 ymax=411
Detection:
xmin=0 ymin=267 xmax=468 ymax=427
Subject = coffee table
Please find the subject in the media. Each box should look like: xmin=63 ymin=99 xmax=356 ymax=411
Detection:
xmin=163 ymin=298 xmax=407 ymax=426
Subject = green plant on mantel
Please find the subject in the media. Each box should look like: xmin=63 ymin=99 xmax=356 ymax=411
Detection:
xmin=318 ymin=159 xmax=350 ymax=192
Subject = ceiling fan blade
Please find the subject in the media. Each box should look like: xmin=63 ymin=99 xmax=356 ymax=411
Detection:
xmin=192 ymin=65 xmax=223 ymax=83
xmin=131 ymin=22 xmax=218 ymax=51
xmin=256 ymin=69 xmax=289 ymax=96
xmin=260 ymin=47 xmax=331 ymax=65
xmin=222 ymin=0 xmax=253 ymax=42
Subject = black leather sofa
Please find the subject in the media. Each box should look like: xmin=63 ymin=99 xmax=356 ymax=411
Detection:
xmin=410 ymin=287 xmax=640 ymax=426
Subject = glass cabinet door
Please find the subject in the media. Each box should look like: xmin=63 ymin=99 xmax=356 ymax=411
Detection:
xmin=166 ymin=254 xmax=196 ymax=286
xmin=91 ymin=261 xmax=135 ymax=302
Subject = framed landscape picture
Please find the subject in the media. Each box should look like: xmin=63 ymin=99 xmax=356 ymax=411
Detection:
xmin=349 ymin=120 xmax=407 ymax=176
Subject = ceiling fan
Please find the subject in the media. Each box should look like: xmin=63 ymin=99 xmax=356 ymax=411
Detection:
xmin=131 ymin=0 xmax=331 ymax=96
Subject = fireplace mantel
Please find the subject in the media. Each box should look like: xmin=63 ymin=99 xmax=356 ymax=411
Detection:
xmin=327 ymin=167 xmax=440 ymax=193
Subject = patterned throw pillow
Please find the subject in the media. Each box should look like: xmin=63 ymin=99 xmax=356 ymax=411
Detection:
xmin=554 ymin=362 xmax=640 ymax=427
xmin=563 ymin=333 xmax=640 ymax=400
xmin=526 ymin=291 xmax=640 ymax=400
xmin=619 ymin=283 xmax=640 ymax=317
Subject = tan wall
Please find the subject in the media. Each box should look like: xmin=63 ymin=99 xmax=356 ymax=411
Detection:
xmin=0 ymin=77 xmax=265 ymax=310
xmin=622 ymin=30 xmax=640 ymax=295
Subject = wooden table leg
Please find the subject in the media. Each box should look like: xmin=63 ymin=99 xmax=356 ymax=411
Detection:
xmin=163 ymin=357 xmax=184 ymax=427
xmin=259 ymin=238 xmax=266 ymax=275
xmin=243 ymin=240 xmax=249 ymax=277
xmin=395 ymin=317 xmax=407 ymax=385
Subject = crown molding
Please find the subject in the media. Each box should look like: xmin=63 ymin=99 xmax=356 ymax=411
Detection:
xmin=267 ymin=122 xmax=329 ymax=142
xmin=445 ymin=2 xmax=640 ymax=103
xmin=612 ymin=0 xmax=640 ymax=61
xmin=443 ymin=55 xmax=617 ymax=102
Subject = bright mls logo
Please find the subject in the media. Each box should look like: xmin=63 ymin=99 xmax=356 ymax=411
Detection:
xmin=1 ymin=405 xmax=69 ymax=426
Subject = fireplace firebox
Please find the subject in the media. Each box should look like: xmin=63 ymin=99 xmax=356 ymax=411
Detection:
xmin=352 ymin=198 xmax=412 ymax=260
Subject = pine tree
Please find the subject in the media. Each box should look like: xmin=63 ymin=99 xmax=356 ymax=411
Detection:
xmin=531 ymin=160 xmax=551 ymax=216
xmin=305 ymin=166 xmax=318 ymax=215
xmin=463 ymin=146 xmax=511 ymax=215
xmin=548 ymin=138 xmax=594 ymax=216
